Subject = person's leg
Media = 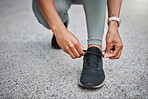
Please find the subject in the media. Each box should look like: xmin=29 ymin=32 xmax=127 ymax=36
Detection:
xmin=78 ymin=0 xmax=107 ymax=89
xmin=83 ymin=0 xmax=107 ymax=51
xmin=32 ymin=0 xmax=71 ymax=30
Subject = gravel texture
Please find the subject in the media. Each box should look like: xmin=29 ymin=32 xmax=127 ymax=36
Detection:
xmin=0 ymin=0 xmax=148 ymax=98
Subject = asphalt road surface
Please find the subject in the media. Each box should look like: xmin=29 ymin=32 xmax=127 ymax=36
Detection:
xmin=0 ymin=0 xmax=148 ymax=98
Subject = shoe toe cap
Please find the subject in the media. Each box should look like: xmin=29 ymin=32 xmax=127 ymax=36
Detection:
xmin=80 ymin=68 xmax=105 ymax=86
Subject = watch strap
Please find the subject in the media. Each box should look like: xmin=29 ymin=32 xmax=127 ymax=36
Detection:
xmin=108 ymin=17 xmax=121 ymax=27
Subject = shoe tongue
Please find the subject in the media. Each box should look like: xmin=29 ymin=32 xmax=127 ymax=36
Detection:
xmin=87 ymin=47 xmax=101 ymax=54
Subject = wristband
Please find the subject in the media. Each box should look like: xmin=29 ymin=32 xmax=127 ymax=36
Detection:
xmin=108 ymin=17 xmax=121 ymax=27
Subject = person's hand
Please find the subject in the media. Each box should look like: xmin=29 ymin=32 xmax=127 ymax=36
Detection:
xmin=54 ymin=28 xmax=85 ymax=59
xmin=104 ymin=21 xmax=123 ymax=59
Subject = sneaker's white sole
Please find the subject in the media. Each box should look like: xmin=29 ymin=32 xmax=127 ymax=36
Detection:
xmin=78 ymin=80 xmax=105 ymax=89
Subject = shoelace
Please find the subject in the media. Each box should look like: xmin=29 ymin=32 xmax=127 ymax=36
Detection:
xmin=82 ymin=50 xmax=104 ymax=68
xmin=83 ymin=45 xmax=116 ymax=58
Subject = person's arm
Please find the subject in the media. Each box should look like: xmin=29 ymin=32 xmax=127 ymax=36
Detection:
xmin=104 ymin=0 xmax=123 ymax=59
xmin=36 ymin=0 xmax=85 ymax=59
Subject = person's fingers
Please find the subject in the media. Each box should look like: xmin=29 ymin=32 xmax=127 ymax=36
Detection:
xmin=110 ymin=50 xmax=114 ymax=54
xmin=115 ymin=50 xmax=122 ymax=59
xmin=68 ymin=41 xmax=81 ymax=58
xmin=106 ymin=53 xmax=115 ymax=58
xmin=115 ymin=43 xmax=123 ymax=58
xmin=108 ymin=46 xmax=120 ymax=58
xmin=110 ymin=50 xmax=122 ymax=59
xmin=75 ymin=42 xmax=85 ymax=56
xmin=105 ymin=50 xmax=114 ymax=58
xmin=104 ymin=41 xmax=111 ymax=58
xmin=108 ymin=43 xmax=123 ymax=59
xmin=70 ymin=46 xmax=81 ymax=58
xmin=66 ymin=47 xmax=76 ymax=59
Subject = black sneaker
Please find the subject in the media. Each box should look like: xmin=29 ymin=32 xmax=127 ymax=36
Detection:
xmin=51 ymin=20 xmax=69 ymax=49
xmin=78 ymin=46 xmax=105 ymax=89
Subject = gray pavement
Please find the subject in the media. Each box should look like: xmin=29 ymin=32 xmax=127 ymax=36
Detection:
xmin=0 ymin=0 xmax=148 ymax=98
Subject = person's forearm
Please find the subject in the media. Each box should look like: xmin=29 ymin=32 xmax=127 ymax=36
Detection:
xmin=107 ymin=0 xmax=122 ymax=27
xmin=36 ymin=0 xmax=66 ymax=35
xmin=107 ymin=0 xmax=122 ymax=17
xmin=105 ymin=0 xmax=123 ymax=59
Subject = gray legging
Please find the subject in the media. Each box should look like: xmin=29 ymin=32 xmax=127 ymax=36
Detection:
xmin=32 ymin=0 xmax=107 ymax=46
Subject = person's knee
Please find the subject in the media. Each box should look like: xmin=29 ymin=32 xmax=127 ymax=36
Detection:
xmin=32 ymin=0 xmax=71 ymax=29
xmin=32 ymin=0 xmax=51 ymax=29
xmin=55 ymin=0 xmax=71 ymax=19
